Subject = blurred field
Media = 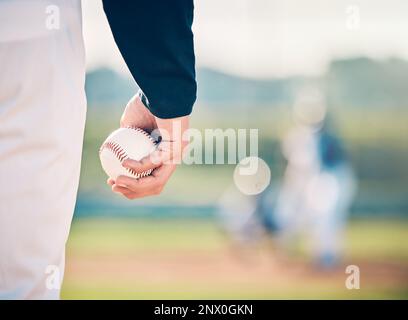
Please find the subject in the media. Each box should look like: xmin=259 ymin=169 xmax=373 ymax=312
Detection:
xmin=62 ymin=217 xmax=408 ymax=299
xmin=79 ymin=106 xmax=408 ymax=213
xmin=68 ymin=103 xmax=408 ymax=299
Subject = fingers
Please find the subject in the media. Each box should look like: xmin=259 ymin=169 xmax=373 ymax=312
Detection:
xmin=151 ymin=163 xmax=175 ymax=180
xmin=110 ymin=164 xmax=176 ymax=199
xmin=108 ymin=179 xmax=130 ymax=195
xmin=121 ymin=141 xmax=180 ymax=176
xmin=111 ymin=184 xmax=133 ymax=198
xmin=109 ymin=179 xmax=144 ymax=199
xmin=122 ymin=147 xmax=171 ymax=172
xmin=117 ymin=164 xmax=175 ymax=192
xmin=122 ymin=156 xmax=160 ymax=175
xmin=115 ymin=174 xmax=157 ymax=191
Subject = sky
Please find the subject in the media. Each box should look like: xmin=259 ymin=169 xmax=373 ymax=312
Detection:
xmin=82 ymin=0 xmax=408 ymax=79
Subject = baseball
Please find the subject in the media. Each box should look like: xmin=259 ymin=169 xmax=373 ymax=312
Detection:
xmin=99 ymin=127 xmax=157 ymax=180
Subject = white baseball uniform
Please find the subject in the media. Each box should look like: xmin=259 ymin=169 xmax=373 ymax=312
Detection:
xmin=0 ymin=0 xmax=86 ymax=299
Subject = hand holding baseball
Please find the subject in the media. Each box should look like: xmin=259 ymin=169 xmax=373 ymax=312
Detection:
xmin=107 ymin=94 xmax=189 ymax=199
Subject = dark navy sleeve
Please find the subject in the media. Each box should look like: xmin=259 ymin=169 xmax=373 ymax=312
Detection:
xmin=102 ymin=0 xmax=197 ymax=119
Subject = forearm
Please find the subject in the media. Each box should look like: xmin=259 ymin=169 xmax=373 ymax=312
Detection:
xmin=102 ymin=0 xmax=197 ymax=119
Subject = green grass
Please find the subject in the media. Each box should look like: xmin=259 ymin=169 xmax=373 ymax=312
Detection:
xmin=346 ymin=220 xmax=408 ymax=260
xmin=62 ymin=218 xmax=408 ymax=299
xmin=66 ymin=219 xmax=225 ymax=255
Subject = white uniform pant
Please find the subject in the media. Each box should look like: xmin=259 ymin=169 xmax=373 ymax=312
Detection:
xmin=0 ymin=0 xmax=86 ymax=299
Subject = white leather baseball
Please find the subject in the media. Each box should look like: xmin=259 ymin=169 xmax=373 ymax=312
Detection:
xmin=99 ymin=127 xmax=157 ymax=180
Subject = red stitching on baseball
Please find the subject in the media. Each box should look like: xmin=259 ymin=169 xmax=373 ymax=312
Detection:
xmin=100 ymin=129 xmax=155 ymax=179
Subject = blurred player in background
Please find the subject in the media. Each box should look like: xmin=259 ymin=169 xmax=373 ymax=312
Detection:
xmin=275 ymin=86 xmax=357 ymax=268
